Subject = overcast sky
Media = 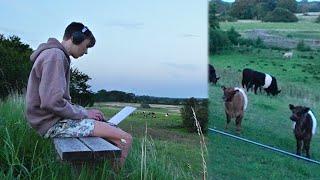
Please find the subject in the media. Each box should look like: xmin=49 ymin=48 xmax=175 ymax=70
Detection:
xmin=0 ymin=1 xmax=208 ymax=98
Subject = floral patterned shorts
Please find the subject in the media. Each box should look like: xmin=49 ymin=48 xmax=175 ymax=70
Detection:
xmin=44 ymin=119 xmax=95 ymax=138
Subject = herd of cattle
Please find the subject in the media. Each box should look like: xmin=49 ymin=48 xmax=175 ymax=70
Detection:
xmin=209 ymin=64 xmax=317 ymax=158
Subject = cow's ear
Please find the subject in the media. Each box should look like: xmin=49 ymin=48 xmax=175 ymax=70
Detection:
xmin=221 ymin=86 xmax=226 ymax=90
xmin=289 ymin=104 xmax=295 ymax=110
xmin=303 ymin=107 xmax=310 ymax=114
xmin=232 ymin=90 xmax=239 ymax=96
xmin=217 ymin=77 xmax=220 ymax=80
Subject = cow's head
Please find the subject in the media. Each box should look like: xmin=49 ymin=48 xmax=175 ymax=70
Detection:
xmin=289 ymin=104 xmax=310 ymax=127
xmin=271 ymin=89 xmax=281 ymax=96
xmin=212 ymin=76 xmax=220 ymax=84
xmin=222 ymin=86 xmax=238 ymax=102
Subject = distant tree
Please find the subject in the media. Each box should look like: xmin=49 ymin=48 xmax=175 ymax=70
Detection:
xmin=277 ymin=0 xmax=297 ymax=13
xmin=0 ymin=35 xmax=32 ymax=99
xmin=209 ymin=1 xmax=220 ymax=29
xmin=308 ymin=1 xmax=320 ymax=12
xmin=261 ymin=0 xmax=277 ymax=11
xmin=70 ymin=68 xmax=95 ymax=107
xmin=94 ymin=90 xmax=135 ymax=102
xmin=213 ymin=0 xmax=232 ymax=14
xmin=263 ymin=7 xmax=298 ymax=22
xmin=255 ymin=2 xmax=270 ymax=20
xmin=230 ymin=0 xmax=256 ymax=19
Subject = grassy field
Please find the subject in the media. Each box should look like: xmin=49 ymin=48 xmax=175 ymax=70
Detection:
xmin=209 ymin=48 xmax=320 ymax=178
xmin=0 ymin=96 xmax=207 ymax=179
xmin=220 ymin=20 xmax=320 ymax=33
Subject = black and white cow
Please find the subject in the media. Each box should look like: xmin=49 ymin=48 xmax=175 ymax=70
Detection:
xmin=289 ymin=104 xmax=317 ymax=158
xmin=208 ymin=64 xmax=220 ymax=84
xmin=242 ymin=68 xmax=281 ymax=96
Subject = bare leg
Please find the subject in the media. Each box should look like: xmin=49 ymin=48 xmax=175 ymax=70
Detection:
xmin=92 ymin=121 xmax=133 ymax=168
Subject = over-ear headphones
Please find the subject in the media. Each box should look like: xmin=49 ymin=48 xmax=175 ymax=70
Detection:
xmin=72 ymin=26 xmax=88 ymax=45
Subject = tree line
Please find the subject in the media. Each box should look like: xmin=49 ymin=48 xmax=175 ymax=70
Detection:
xmin=0 ymin=34 xmax=195 ymax=106
xmin=214 ymin=0 xmax=320 ymax=22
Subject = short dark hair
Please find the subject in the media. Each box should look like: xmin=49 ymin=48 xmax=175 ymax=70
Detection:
xmin=63 ymin=22 xmax=96 ymax=48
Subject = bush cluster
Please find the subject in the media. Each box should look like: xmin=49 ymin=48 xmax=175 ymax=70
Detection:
xmin=296 ymin=40 xmax=312 ymax=51
xmin=181 ymin=98 xmax=208 ymax=134
xmin=263 ymin=8 xmax=298 ymax=22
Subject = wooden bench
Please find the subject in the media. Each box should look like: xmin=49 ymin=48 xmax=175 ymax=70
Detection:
xmin=53 ymin=137 xmax=121 ymax=162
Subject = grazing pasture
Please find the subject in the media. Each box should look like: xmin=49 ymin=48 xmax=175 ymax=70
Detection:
xmin=209 ymin=48 xmax=320 ymax=178
xmin=0 ymin=96 xmax=205 ymax=179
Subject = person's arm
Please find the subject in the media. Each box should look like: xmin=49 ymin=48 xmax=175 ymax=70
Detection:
xmin=38 ymin=52 xmax=87 ymax=119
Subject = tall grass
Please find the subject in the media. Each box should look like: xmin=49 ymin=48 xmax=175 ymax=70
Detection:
xmin=0 ymin=94 xmax=202 ymax=179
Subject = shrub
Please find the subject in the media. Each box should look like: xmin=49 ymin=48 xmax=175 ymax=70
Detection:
xmin=140 ymin=103 xmax=151 ymax=108
xmin=263 ymin=7 xmax=298 ymax=22
xmin=181 ymin=98 xmax=208 ymax=134
xmin=218 ymin=14 xmax=237 ymax=22
xmin=209 ymin=29 xmax=230 ymax=54
xmin=227 ymin=27 xmax=241 ymax=45
xmin=0 ymin=35 xmax=32 ymax=99
xmin=296 ymin=40 xmax=311 ymax=51
xmin=238 ymin=38 xmax=255 ymax=47
xmin=255 ymin=37 xmax=265 ymax=48
xmin=315 ymin=15 xmax=320 ymax=23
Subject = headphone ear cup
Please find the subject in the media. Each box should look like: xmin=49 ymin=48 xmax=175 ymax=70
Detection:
xmin=72 ymin=31 xmax=85 ymax=45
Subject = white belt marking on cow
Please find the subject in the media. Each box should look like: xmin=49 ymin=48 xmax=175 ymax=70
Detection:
xmin=291 ymin=111 xmax=317 ymax=135
xmin=308 ymin=110 xmax=317 ymax=135
xmin=263 ymin=74 xmax=272 ymax=89
xmin=234 ymin=87 xmax=247 ymax=111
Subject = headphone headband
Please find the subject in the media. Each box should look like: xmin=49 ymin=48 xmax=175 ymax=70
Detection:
xmin=82 ymin=26 xmax=88 ymax=33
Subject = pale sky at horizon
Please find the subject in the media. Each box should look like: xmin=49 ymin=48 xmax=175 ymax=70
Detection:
xmin=0 ymin=1 xmax=208 ymax=98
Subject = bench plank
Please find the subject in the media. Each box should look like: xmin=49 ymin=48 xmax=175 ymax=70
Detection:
xmin=79 ymin=137 xmax=121 ymax=159
xmin=53 ymin=138 xmax=92 ymax=161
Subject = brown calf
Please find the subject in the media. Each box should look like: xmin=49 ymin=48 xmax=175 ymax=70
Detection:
xmin=222 ymin=86 xmax=247 ymax=132
xmin=289 ymin=104 xmax=317 ymax=158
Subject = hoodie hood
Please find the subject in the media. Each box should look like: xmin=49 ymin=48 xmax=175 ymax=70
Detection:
xmin=30 ymin=38 xmax=70 ymax=63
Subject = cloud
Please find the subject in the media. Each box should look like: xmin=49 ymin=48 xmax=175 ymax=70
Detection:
xmin=160 ymin=62 xmax=199 ymax=71
xmin=105 ymin=21 xmax=144 ymax=29
xmin=181 ymin=33 xmax=200 ymax=38
xmin=0 ymin=26 xmax=23 ymax=34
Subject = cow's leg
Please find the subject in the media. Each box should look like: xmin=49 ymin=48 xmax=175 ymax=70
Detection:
xmin=225 ymin=112 xmax=231 ymax=129
xmin=253 ymin=85 xmax=258 ymax=94
xmin=247 ymin=82 xmax=253 ymax=92
xmin=235 ymin=115 xmax=243 ymax=132
xmin=304 ymin=138 xmax=311 ymax=158
xmin=296 ymin=140 xmax=302 ymax=156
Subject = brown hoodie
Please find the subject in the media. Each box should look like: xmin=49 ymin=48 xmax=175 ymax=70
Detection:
xmin=26 ymin=38 xmax=88 ymax=136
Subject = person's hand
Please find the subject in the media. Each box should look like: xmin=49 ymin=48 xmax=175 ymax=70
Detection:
xmin=87 ymin=109 xmax=105 ymax=121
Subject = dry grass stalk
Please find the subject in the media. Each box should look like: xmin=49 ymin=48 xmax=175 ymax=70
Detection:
xmin=191 ymin=107 xmax=208 ymax=180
